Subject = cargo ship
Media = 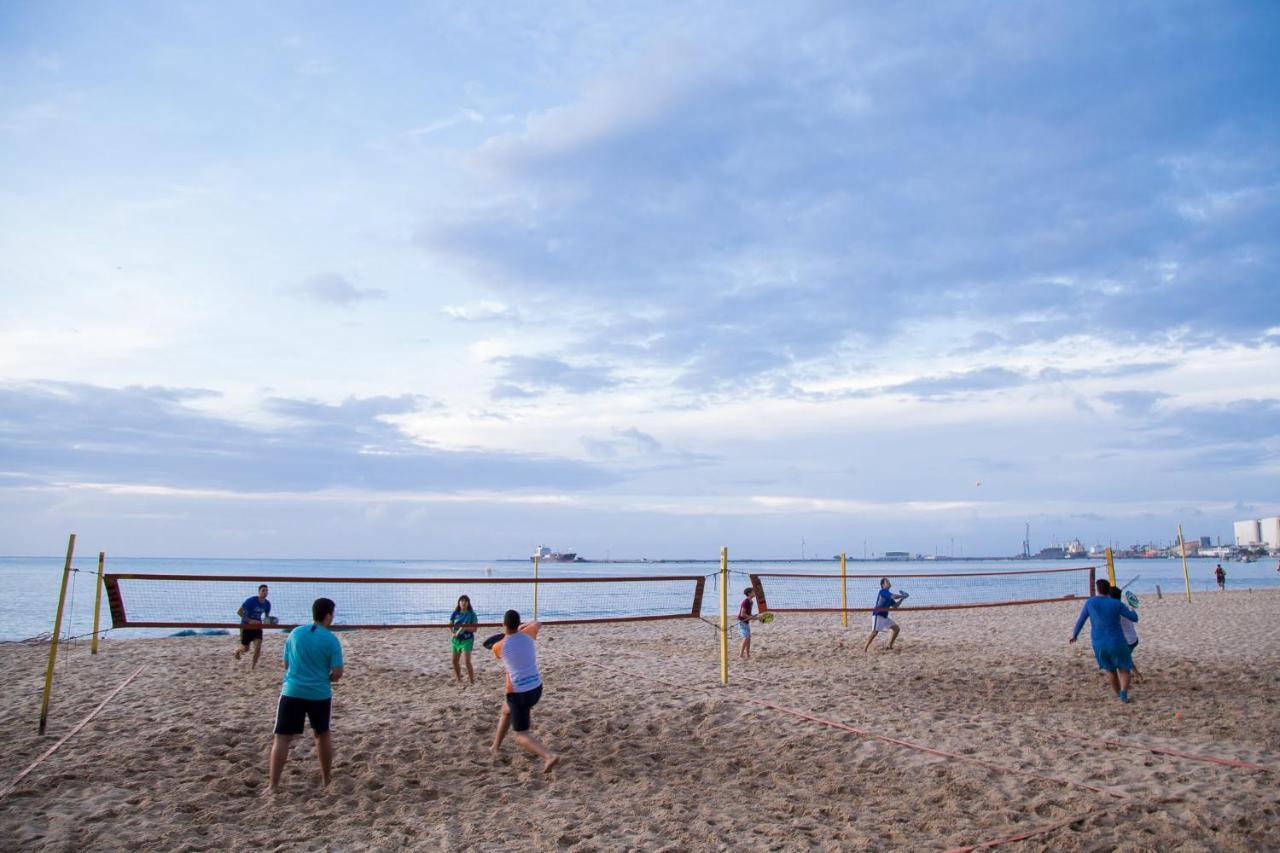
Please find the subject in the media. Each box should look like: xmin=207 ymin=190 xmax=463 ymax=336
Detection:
xmin=532 ymin=545 xmax=580 ymax=562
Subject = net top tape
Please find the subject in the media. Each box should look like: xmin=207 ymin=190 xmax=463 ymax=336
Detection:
xmin=749 ymin=565 xmax=1095 ymax=579
xmin=103 ymin=572 xmax=705 ymax=584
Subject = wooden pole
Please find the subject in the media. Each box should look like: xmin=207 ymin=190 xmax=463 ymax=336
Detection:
xmin=532 ymin=554 xmax=540 ymax=621
xmin=840 ymin=552 xmax=848 ymax=628
xmin=719 ymin=546 xmax=729 ymax=686
xmin=1177 ymin=525 xmax=1192 ymax=603
xmin=91 ymin=552 xmax=105 ymax=655
xmin=38 ymin=534 xmax=76 ymax=735
xmin=1105 ymin=547 xmax=1117 ymax=587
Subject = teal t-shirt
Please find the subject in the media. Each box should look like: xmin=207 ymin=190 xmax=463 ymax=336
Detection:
xmin=282 ymin=623 xmax=344 ymax=700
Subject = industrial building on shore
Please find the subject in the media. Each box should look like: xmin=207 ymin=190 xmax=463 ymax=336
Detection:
xmin=1234 ymin=517 xmax=1280 ymax=551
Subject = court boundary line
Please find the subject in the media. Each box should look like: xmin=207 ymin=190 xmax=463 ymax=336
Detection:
xmin=560 ymin=651 xmax=1130 ymax=801
xmin=1 ymin=665 xmax=144 ymax=799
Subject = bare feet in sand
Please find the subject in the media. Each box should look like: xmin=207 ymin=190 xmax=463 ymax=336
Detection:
xmin=543 ymin=754 xmax=561 ymax=773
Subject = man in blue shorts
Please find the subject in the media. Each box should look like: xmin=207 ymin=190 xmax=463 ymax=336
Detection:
xmin=1069 ymin=579 xmax=1139 ymax=702
xmin=267 ymin=597 xmax=344 ymax=794
xmin=235 ymin=584 xmax=272 ymax=669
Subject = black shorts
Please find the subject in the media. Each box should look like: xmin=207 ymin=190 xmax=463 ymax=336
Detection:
xmin=240 ymin=628 xmax=263 ymax=646
xmin=274 ymin=695 xmax=332 ymax=736
xmin=505 ymin=685 xmax=543 ymax=732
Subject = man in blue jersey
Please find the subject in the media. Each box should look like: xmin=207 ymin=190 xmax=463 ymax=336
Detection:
xmin=235 ymin=584 xmax=272 ymax=669
xmin=1069 ymin=579 xmax=1139 ymax=702
xmin=267 ymin=597 xmax=345 ymax=794
xmin=863 ymin=577 xmax=907 ymax=652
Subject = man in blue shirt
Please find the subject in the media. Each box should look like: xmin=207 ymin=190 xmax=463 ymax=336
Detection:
xmin=863 ymin=577 xmax=907 ymax=652
xmin=1069 ymin=579 xmax=1140 ymax=702
xmin=267 ymin=597 xmax=345 ymax=794
xmin=235 ymin=584 xmax=272 ymax=670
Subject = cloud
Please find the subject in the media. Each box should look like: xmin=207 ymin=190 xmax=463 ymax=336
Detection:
xmin=1100 ymin=390 xmax=1171 ymax=417
xmin=442 ymin=300 xmax=521 ymax=322
xmin=580 ymin=427 xmax=663 ymax=459
xmin=295 ymin=274 xmax=387 ymax=307
xmin=407 ymin=109 xmax=484 ymax=138
xmin=417 ymin=5 xmax=1280 ymax=391
xmin=474 ymin=44 xmax=703 ymax=171
xmin=490 ymin=356 xmax=619 ymax=396
xmin=0 ymin=382 xmax=616 ymax=494
xmin=881 ymin=367 xmax=1029 ymax=399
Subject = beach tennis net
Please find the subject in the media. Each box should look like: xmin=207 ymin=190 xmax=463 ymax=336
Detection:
xmin=749 ymin=565 xmax=1095 ymax=613
xmin=102 ymin=573 xmax=706 ymax=629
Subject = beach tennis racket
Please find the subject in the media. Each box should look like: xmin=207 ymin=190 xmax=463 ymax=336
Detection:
xmin=482 ymin=633 xmax=504 ymax=650
xmin=1124 ymin=591 xmax=1139 ymax=609
xmin=893 ymin=591 xmax=909 ymax=607
xmin=759 ymin=612 xmax=775 ymax=625
xmin=266 ymin=615 xmax=279 ymax=625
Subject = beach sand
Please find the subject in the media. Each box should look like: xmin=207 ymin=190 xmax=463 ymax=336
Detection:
xmin=2 ymin=588 xmax=1278 ymax=851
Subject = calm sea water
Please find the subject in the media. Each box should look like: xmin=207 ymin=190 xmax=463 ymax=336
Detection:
xmin=0 ymin=555 xmax=1275 ymax=642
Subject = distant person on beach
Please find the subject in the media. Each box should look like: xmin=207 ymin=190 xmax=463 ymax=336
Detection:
xmin=1069 ymin=579 xmax=1139 ymax=702
xmin=1108 ymin=586 xmax=1142 ymax=684
xmin=486 ymin=609 xmax=560 ymax=772
xmin=1215 ymin=564 xmax=1226 ymax=590
xmin=863 ymin=577 xmax=906 ymax=652
xmin=449 ymin=594 xmax=478 ymax=685
xmin=737 ymin=587 xmax=761 ymax=660
xmin=235 ymin=584 xmax=272 ymax=669
xmin=268 ymin=597 xmax=344 ymax=794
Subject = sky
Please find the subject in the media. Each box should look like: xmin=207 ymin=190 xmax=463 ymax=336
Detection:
xmin=1 ymin=1 xmax=1278 ymax=559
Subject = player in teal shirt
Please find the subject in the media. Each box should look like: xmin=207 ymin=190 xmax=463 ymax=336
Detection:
xmin=268 ymin=597 xmax=345 ymax=793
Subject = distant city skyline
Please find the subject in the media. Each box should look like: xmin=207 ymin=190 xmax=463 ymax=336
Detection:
xmin=2 ymin=3 xmax=1277 ymax=559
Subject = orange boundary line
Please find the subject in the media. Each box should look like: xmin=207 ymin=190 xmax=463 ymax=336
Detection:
xmin=560 ymin=652 xmax=1129 ymax=801
xmin=2 ymin=665 xmax=144 ymax=799
xmin=685 ymin=659 xmax=1276 ymax=775
xmin=1059 ymin=731 xmax=1273 ymax=772
xmin=942 ymin=806 xmax=1106 ymax=853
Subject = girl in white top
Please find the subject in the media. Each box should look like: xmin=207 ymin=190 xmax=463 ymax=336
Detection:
xmin=1109 ymin=587 xmax=1142 ymax=683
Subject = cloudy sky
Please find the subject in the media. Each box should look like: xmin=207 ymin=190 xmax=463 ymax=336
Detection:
xmin=1 ymin=2 xmax=1277 ymax=559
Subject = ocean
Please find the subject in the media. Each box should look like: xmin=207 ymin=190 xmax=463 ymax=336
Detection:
xmin=1 ymin=554 xmax=1276 ymax=643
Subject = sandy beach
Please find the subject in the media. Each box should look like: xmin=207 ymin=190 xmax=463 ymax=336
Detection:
xmin=2 ymin=588 xmax=1278 ymax=851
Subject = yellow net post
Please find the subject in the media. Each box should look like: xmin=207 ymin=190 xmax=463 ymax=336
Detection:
xmin=39 ymin=533 xmax=76 ymax=735
xmin=532 ymin=554 xmax=540 ymax=621
xmin=840 ymin=552 xmax=848 ymax=628
xmin=90 ymin=552 xmax=105 ymax=655
xmin=1177 ymin=525 xmax=1192 ymax=603
xmin=1105 ymin=547 xmax=1116 ymax=587
xmin=719 ymin=546 xmax=729 ymax=686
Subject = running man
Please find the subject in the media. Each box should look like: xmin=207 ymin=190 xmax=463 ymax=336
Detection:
xmin=486 ymin=609 xmax=560 ymax=772
xmin=236 ymin=584 xmax=272 ymax=669
xmin=863 ymin=577 xmax=906 ymax=652
xmin=1069 ymin=579 xmax=1139 ymax=702
xmin=267 ymin=597 xmax=344 ymax=794
xmin=1215 ymin=563 xmax=1226 ymax=590
xmin=1108 ymin=586 xmax=1142 ymax=684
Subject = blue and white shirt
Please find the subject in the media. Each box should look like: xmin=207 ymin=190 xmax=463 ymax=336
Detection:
xmin=241 ymin=596 xmax=271 ymax=624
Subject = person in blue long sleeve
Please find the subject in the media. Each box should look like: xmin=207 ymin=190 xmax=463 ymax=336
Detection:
xmin=1069 ymin=579 xmax=1139 ymax=702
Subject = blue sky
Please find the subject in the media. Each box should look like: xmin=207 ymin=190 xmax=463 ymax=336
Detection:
xmin=1 ymin=1 xmax=1277 ymax=558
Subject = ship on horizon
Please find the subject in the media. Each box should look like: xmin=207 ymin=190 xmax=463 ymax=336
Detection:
xmin=532 ymin=545 xmax=581 ymax=563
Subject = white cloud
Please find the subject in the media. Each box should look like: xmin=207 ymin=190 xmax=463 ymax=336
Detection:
xmin=442 ymin=300 xmax=520 ymax=322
